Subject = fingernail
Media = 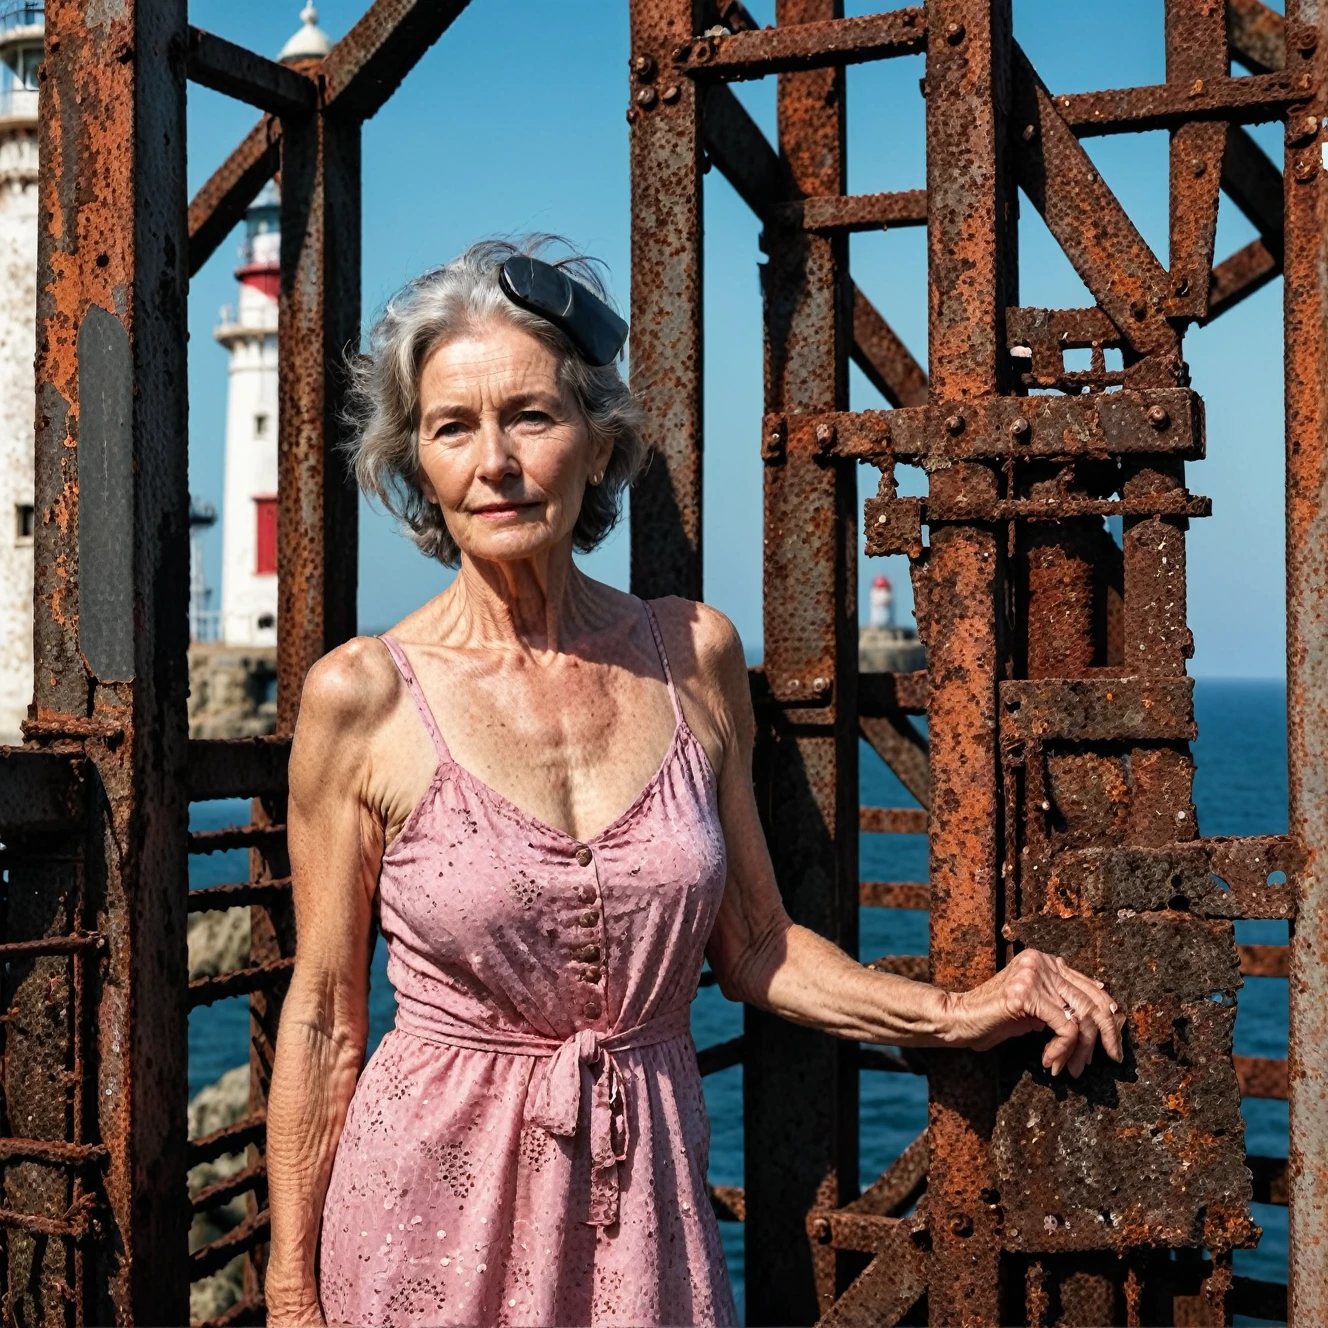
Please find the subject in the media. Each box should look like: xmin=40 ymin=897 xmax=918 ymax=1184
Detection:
xmin=1109 ymin=1002 xmax=1118 ymax=1013
xmin=1096 ymin=981 xmax=1105 ymax=988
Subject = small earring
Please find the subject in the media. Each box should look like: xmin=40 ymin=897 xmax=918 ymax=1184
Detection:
xmin=590 ymin=471 xmax=604 ymax=486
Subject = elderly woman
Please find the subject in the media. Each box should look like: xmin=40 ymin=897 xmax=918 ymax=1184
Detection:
xmin=264 ymin=239 xmax=1123 ymax=1327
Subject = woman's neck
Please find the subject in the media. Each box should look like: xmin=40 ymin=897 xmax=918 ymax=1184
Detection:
xmin=438 ymin=545 xmax=609 ymax=655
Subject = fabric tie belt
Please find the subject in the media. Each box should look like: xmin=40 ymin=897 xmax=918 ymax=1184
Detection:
xmin=395 ymin=1003 xmax=693 ymax=1227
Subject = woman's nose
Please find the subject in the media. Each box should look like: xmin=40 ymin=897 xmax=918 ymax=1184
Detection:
xmin=474 ymin=419 xmax=519 ymax=482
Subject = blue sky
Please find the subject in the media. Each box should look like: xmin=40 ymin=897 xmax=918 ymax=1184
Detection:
xmin=186 ymin=0 xmax=1287 ymax=677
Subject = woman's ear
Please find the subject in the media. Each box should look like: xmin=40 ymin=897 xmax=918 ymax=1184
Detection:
xmin=589 ymin=435 xmax=615 ymax=487
xmin=417 ymin=464 xmax=439 ymax=506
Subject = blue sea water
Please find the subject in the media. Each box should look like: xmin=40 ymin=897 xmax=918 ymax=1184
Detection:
xmin=188 ymin=678 xmax=1289 ymax=1320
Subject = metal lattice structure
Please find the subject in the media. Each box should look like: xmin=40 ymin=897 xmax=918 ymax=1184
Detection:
xmin=0 ymin=0 xmax=1321 ymax=1322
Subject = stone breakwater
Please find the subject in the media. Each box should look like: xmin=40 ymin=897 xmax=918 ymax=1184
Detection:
xmin=187 ymin=908 xmax=255 ymax=1320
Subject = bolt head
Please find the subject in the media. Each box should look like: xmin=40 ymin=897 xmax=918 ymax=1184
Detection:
xmin=945 ymin=20 xmax=965 ymax=43
xmin=945 ymin=413 xmax=965 ymax=435
xmin=950 ymin=1213 xmax=974 ymax=1237
xmin=1147 ymin=405 xmax=1171 ymax=429
xmin=1190 ymin=158 xmax=1206 ymax=177
xmin=636 ymin=86 xmax=658 ymax=108
xmin=811 ymin=676 xmax=829 ymax=694
xmin=661 ymin=83 xmax=681 ymax=104
xmin=811 ymin=1217 xmax=832 ymax=1243
xmin=815 ymin=422 xmax=834 ymax=445
xmin=632 ymin=53 xmax=656 ymax=78
xmin=1021 ymin=123 xmax=1036 ymax=142
xmin=1009 ymin=415 xmax=1030 ymax=439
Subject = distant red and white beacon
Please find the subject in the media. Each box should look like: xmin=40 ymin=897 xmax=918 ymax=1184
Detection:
xmin=868 ymin=574 xmax=893 ymax=629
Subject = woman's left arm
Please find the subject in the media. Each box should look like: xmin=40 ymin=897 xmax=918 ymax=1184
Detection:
xmin=699 ymin=614 xmax=1124 ymax=1080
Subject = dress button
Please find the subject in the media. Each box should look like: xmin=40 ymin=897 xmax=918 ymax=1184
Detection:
xmin=575 ymin=846 xmax=593 ymax=867
xmin=576 ymin=944 xmax=600 ymax=963
xmin=578 ymin=910 xmax=599 ymax=928
xmin=583 ymin=1000 xmax=602 ymax=1020
xmin=578 ymin=884 xmax=597 ymax=904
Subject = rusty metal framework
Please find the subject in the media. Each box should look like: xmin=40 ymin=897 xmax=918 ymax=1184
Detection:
xmin=0 ymin=0 xmax=1321 ymax=1322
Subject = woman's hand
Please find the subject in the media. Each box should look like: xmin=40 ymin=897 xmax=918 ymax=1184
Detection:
xmin=945 ymin=948 xmax=1126 ymax=1076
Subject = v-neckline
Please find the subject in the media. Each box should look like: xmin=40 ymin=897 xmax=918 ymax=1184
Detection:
xmin=444 ymin=717 xmax=690 ymax=849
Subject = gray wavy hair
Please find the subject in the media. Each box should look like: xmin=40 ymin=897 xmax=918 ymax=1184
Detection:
xmin=344 ymin=237 xmax=646 ymax=566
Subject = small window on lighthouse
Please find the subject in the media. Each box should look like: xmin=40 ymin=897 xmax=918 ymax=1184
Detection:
xmin=254 ymin=413 xmax=270 ymax=438
xmin=15 ymin=504 xmax=34 ymax=544
xmin=255 ymin=496 xmax=278 ymax=575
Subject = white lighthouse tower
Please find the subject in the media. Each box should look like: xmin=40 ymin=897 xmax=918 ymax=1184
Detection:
xmin=0 ymin=1 xmax=41 ymax=743
xmin=216 ymin=182 xmax=281 ymax=646
xmin=215 ymin=6 xmax=331 ymax=648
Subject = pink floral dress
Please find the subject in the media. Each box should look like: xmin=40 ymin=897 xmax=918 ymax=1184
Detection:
xmin=317 ymin=603 xmax=737 ymax=1326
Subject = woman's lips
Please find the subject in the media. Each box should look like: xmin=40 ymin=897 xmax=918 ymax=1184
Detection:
xmin=471 ymin=503 xmax=535 ymax=519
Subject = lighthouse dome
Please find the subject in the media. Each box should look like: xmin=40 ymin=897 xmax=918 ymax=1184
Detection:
xmin=279 ymin=4 xmax=331 ymax=64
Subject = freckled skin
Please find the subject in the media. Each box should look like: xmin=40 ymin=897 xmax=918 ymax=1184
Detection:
xmin=263 ymin=320 xmax=1126 ymax=1324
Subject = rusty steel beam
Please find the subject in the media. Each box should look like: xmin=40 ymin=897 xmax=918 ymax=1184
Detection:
xmin=0 ymin=750 xmax=86 ymax=832
xmin=628 ymin=0 xmax=705 ymax=601
xmin=673 ymin=8 xmax=925 ymax=80
xmin=1206 ymin=236 xmax=1281 ymax=321
xmin=28 ymin=0 xmax=193 ymax=1322
xmin=1227 ymin=0 xmax=1286 ymax=73
xmin=319 ymin=0 xmax=471 ymax=116
xmin=275 ymin=110 xmax=361 ymax=732
xmin=187 ymin=0 xmax=471 ymax=278
xmin=1284 ymin=1 xmax=1328 ymax=1318
xmin=850 ymin=290 xmax=929 ymax=409
xmin=745 ymin=2 xmax=859 ymax=1321
xmin=1165 ymin=0 xmax=1228 ymax=320
xmin=920 ymin=1 xmax=1015 ymax=1321
xmin=700 ymin=80 xmax=930 ymax=410
xmin=793 ymin=388 xmax=1205 ymax=463
xmin=1053 ymin=69 xmax=1300 ymax=136
xmin=793 ymin=189 xmax=928 ymax=232
xmin=188 ymin=117 xmax=281 ymax=278
xmin=1012 ymin=45 xmax=1177 ymax=361
xmin=186 ymin=26 xmax=317 ymax=116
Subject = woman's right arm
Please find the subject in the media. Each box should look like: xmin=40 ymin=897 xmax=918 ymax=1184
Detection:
xmin=264 ymin=645 xmax=393 ymax=1325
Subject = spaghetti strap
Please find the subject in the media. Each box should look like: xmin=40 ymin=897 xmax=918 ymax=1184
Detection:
xmin=379 ymin=634 xmax=452 ymax=762
xmin=642 ymin=601 xmax=684 ymax=724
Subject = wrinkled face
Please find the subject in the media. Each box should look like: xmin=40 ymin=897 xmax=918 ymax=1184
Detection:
xmin=415 ymin=320 xmax=613 ymax=564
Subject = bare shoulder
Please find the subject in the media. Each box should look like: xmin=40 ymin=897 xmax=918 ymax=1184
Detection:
xmin=297 ymin=636 xmax=400 ymax=735
xmin=648 ymin=596 xmax=744 ymax=682
xmin=290 ymin=637 xmax=402 ymax=791
xmin=647 ymin=598 xmax=751 ymax=762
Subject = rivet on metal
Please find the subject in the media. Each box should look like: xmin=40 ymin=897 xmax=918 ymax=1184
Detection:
xmin=631 ymin=53 xmax=656 ymax=79
xmin=1147 ymin=405 xmax=1171 ymax=429
xmin=950 ymin=1213 xmax=974 ymax=1237
xmin=636 ymin=86 xmax=658 ymax=109
xmin=945 ymin=20 xmax=965 ymax=44
xmin=1009 ymin=415 xmax=1030 ymax=440
xmin=811 ymin=676 xmax=829 ymax=694
xmin=1295 ymin=156 xmax=1317 ymax=182
xmin=811 ymin=1217 xmax=832 ymax=1243
xmin=1021 ymin=123 xmax=1036 ymax=142
xmin=1130 ymin=299 xmax=1148 ymax=320
xmin=946 ymin=413 xmax=965 ymax=435
xmin=815 ymin=422 xmax=834 ymax=446
xmin=1190 ymin=158 xmax=1206 ymax=178
xmin=661 ymin=83 xmax=681 ymax=104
